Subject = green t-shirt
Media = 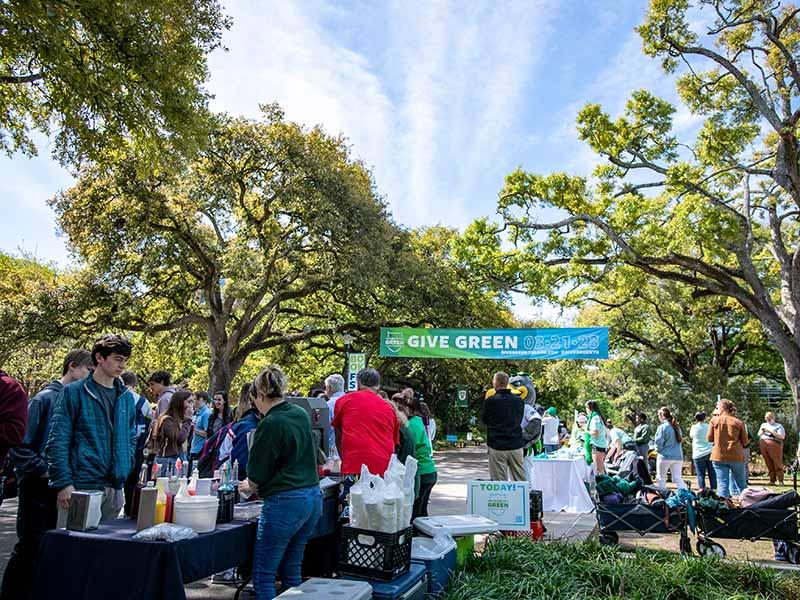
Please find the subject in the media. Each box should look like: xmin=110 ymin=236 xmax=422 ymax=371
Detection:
xmin=407 ymin=416 xmax=436 ymax=476
xmin=246 ymin=402 xmax=319 ymax=498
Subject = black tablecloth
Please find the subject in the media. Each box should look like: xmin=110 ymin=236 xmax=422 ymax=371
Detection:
xmin=31 ymin=519 xmax=257 ymax=600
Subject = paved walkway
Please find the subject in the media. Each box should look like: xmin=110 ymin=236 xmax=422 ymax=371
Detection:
xmin=429 ymin=444 xmax=596 ymax=541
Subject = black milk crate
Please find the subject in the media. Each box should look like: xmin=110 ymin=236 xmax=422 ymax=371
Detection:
xmin=338 ymin=525 xmax=413 ymax=581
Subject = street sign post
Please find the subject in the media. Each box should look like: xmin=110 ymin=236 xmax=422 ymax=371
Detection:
xmin=347 ymin=353 xmax=366 ymax=391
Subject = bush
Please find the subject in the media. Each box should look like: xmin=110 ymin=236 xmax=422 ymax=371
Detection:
xmin=443 ymin=537 xmax=800 ymax=600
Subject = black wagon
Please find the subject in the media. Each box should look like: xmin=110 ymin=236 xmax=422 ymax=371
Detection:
xmin=694 ymin=505 xmax=800 ymax=561
xmin=596 ymin=501 xmax=692 ymax=555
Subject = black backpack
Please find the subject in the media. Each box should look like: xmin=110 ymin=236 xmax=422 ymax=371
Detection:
xmin=196 ymin=423 xmax=234 ymax=478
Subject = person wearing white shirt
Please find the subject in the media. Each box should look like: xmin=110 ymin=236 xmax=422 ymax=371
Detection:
xmin=542 ymin=407 xmax=560 ymax=452
xmin=689 ymin=411 xmax=716 ymax=490
xmin=324 ymin=373 xmax=346 ymax=458
xmin=606 ymin=421 xmax=635 ymax=463
xmin=758 ymin=411 xmax=786 ymax=485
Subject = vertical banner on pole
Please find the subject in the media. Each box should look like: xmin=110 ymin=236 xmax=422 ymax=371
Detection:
xmin=454 ymin=385 xmax=469 ymax=408
xmin=347 ymin=353 xmax=366 ymax=391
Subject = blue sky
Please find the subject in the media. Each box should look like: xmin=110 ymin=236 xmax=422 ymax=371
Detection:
xmin=0 ymin=0 xmax=705 ymax=321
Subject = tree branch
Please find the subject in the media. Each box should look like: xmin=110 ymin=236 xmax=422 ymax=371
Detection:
xmin=0 ymin=72 xmax=45 ymax=84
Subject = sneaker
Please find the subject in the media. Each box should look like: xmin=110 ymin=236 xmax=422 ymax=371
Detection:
xmin=211 ymin=570 xmax=236 ymax=585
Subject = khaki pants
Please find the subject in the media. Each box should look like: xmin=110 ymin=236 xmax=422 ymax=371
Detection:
xmin=760 ymin=439 xmax=784 ymax=484
xmin=488 ymin=448 xmax=526 ymax=481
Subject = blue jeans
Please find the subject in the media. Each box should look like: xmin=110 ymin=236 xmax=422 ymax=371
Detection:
xmin=712 ymin=460 xmax=747 ymax=498
xmin=693 ymin=454 xmax=716 ymax=490
xmin=544 ymin=444 xmax=560 ymax=453
xmin=253 ymin=486 xmax=322 ymax=600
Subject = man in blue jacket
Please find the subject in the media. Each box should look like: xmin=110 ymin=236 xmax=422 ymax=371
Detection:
xmin=46 ymin=334 xmax=136 ymax=523
xmin=1 ymin=349 xmax=93 ymax=600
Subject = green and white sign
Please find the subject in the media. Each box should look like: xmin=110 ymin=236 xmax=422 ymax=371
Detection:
xmin=347 ymin=353 xmax=366 ymax=391
xmin=467 ymin=480 xmax=530 ymax=531
xmin=454 ymin=385 xmax=469 ymax=407
xmin=380 ymin=327 xmax=609 ymax=360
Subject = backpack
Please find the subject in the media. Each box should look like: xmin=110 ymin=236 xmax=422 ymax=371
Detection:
xmin=147 ymin=414 xmax=174 ymax=457
xmin=134 ymin=394 xmax=152 ymax=452
xmin=197 ymin=422 xmax=234 ymax=478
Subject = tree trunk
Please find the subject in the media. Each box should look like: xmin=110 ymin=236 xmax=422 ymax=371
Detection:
xmin=208 ymin=350 xmax=232 ymax=395
xmin=784 ymin=357 xmax=800 ymax=432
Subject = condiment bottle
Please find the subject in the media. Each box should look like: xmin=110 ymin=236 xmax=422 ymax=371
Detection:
xmin=188 ymin=467 xmax=199 ymax=496
xmin=131 ymin=463 xmax=148 ymax=519
xmin=155 ymin=477 xmax=168 ymax=524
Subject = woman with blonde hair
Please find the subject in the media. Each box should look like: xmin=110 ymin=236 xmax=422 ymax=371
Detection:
xmin=245 ymin=365 xmax=321 ymax=600
xmin=389 ymin=393 xmax=416 ymax=467
xmin=707 ymin=398 xmax=749 ymax=498
xmin=758 ymin=411 xmax=786 ymax=485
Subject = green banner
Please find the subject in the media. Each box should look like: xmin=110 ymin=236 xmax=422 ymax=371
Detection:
xmin=454 ymin=385 xmax=469 ymax=407
xmin=380 ymin=327 xmax=609 ymax=360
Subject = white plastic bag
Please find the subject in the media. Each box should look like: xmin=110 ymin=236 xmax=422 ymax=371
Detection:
xmin=348 ymin=464 xmax=373 ymax=529
xmin=133 ymin=523 xmax=198 ymax=542
xmin=400 ymin=456 xmax=418 ymax=529
xmin=381 ymin=479 xmax=404 ymax=533
xmin=364 ymin=476 xmax=384 ymax=531
xmin=384 ymin=454 xmax=406 ymax=488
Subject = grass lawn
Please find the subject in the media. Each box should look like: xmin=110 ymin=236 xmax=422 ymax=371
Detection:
xmin=444 ymin=536 xmax=800 ymax=600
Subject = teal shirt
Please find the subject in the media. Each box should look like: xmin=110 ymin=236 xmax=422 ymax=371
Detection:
xmin=689 ymin=422 xmax=713 ymax=459
xmin=589 ymin=414 xmax=607 ymax=448
xmin=407 ymin=416 xmax=436 ymax=476
xmin=246 ymin=402 xmax=319 ymax=498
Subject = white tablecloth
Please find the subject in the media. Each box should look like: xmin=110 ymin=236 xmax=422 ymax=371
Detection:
xmin=526 ymin=456 xmax=594 ymax=513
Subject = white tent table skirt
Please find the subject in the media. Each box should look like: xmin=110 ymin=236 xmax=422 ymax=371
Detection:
xmin=526 ymin=456 xmax=594 ymax=513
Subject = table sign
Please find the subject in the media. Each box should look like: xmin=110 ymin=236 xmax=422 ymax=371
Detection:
xmin=467 ymin=480 xmax=530 ymax=531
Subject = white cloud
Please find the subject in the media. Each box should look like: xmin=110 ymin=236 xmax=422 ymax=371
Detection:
xmin=206 ymin=1 xmax=562 ymax=228
xmin=206 ymin=1 xmax=393 ymax=185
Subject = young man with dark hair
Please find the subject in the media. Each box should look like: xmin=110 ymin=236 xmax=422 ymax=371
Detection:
xmin=121 ymin=370 xmax=153 ymax=516
xmin=148 ymin=370 xmax=174 ymax=417
xmin=46 ymin=334 xmax=137 ymax=523
xmin=1 ymin=349 xmax=92 ymax=600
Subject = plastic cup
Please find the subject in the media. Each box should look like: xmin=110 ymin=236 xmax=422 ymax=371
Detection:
xmin=196 ymin=478 xmax=212 ymax=496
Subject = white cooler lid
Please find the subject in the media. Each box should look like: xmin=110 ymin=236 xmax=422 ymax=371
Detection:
xmin=411 ymin=535 xmax=456 ymax=560
xmin=278 ymin=578 xmax=372 ymax=599
xmin=413 ymin=514 xmax=499 ymax=537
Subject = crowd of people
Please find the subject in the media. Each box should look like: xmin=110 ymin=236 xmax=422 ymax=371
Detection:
xmin=0 ymin=335 xmax=441 ymax=600
xmin=568 ymin=398 xmax=788 ymax=499
xmin=478 ymin=370 xmax=791 ymax=505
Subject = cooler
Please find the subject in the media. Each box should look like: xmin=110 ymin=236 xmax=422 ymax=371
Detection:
xmin=413 ymin=515 xmax=497 ymax=567
xmin=410 ymin=536 xmax=456 ymax=597
xmin=412 ymin=515 xmax=498 ymax=537
xmin=277 ymin=577 xmax=372 ymax=599
xmin=343 ymin=563 xmax=428 ymax=600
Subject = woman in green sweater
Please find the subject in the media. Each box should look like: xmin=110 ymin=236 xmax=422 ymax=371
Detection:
xmin=400 ymin=395 xmax=437 ymax=519
xmin=244 ymin=365 xmax=321 ymax=600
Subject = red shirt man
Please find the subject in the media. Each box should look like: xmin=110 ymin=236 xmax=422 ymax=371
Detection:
xmin=332 ymin=368 xmax=399 ymax=476
xmin=0 ymin=370 xmax=28 ymax=466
